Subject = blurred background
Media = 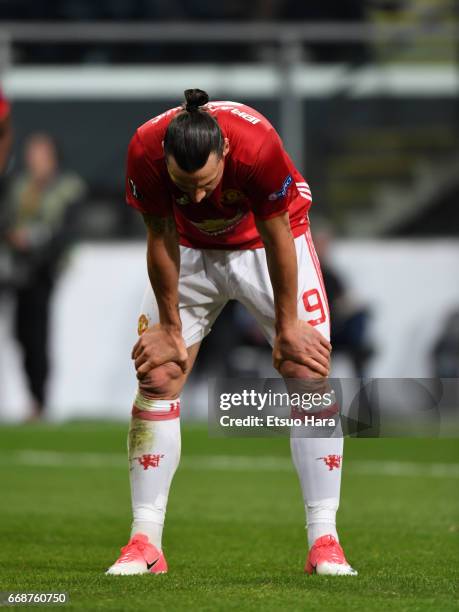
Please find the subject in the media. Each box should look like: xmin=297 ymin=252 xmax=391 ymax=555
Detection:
xmin=0 ymin=0 xmax=458 ymax=421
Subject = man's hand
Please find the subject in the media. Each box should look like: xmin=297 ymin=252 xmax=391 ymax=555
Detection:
xmin=131 ymin=324 xmax=188 ymax=379
xmin=255 ymin=214 xmax=330 ymax=377
xmin=273 ymin=320 xmax=331 ymax=377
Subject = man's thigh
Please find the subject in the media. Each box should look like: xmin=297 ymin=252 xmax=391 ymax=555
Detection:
xmin=137 ymin=245 xmax=227 ymax=348
xmin=235 ymin=229 xmax=330 ymax=345
xmin=296 ymin=229 xmax=330 ymax=341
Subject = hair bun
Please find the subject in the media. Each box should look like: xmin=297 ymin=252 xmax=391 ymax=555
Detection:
xmin=184 ymin=88 xmax=209 ymax=112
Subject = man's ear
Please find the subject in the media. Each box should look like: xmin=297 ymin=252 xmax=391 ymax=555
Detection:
xmin=223 ymin=138 xmax=230 ymax=157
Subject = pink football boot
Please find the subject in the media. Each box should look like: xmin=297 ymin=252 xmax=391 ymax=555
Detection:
xmin=106 ymin=533 xmax=168 ymax=575
xmin=305 ymin=534 xmax=357 ymax=576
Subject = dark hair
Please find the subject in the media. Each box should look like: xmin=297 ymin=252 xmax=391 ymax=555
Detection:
xmin=163 ymin=89 xmax=224 ymax=173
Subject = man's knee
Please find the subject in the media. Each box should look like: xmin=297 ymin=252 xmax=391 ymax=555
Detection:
xmin=138 ymin=361 xmax=184 ymax=398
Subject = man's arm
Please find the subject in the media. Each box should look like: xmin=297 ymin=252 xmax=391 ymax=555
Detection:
xmin=144 ymin=213 xmax=181 ymax=329
xmin=131 ymin=213 xmax=188 ymax=377
xmin=255 ymin=212 xmax=331 ymax=377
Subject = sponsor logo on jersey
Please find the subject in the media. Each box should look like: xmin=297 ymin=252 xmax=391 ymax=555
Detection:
xmin=190 ymin=211 xmax=246 ymax=235
xmin=268 ymin=175 xmax=293 ymax=201
xmin=230 ymin=108 xmax=261 ymax=125
xmin=129 ymin=178 xmax=143 ymax=200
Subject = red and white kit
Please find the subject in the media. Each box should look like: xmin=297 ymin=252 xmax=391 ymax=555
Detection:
xmin=106 ymin=101 xmax=356 ymax=577
xmin=127 ymin=100 xmax=311 ymax=250
xmin=126 ymin=100 xmax=329 ymax=345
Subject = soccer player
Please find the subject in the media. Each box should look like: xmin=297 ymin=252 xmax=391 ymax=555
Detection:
xmin=106 ymin=90 xmax=357 ymax=576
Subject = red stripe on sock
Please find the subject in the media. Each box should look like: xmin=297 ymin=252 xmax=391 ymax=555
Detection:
xmin=131 ymin=403 xmax=180 ymax=421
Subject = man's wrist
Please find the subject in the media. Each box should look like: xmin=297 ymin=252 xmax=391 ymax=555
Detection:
xmin=160 ymin=321 xmax=182 ymax=333
xmin=275 ymin=317 xmax=299 ymax=335
xmin=157 ymin=300 xmax=182 ymax=332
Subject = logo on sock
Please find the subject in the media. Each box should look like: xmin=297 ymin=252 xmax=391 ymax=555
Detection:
xmin=317 ymin=454 xmax=342 ymax=471
xmin=169 ymin=401 xmax=180 ymax=413
xmin=138 ymin=453 xmax=165 ymax=470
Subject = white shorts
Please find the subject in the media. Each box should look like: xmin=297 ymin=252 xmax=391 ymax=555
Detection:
xmin=138 ymin=229 xmax=330 ymax=347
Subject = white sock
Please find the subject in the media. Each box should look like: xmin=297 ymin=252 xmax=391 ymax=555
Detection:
xmin=306 ymin=498 xmax=339 ymax=548
xmin=290 ymin=436 xmax=343 ymax=548
xmin=128 ymin=393 xmax=181 ymax=551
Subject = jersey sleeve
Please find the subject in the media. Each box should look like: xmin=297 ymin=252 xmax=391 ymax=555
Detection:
xmin=125 ymin=130 xmax=172 ymax=217
xmin=244 ymin=129 xmax=296 ymax=220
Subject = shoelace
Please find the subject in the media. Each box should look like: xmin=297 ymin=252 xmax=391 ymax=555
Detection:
xmin=314 ymin=536 xmax=346 ymax=564
xmin=118 ymin=538 xmax=148 ymax=563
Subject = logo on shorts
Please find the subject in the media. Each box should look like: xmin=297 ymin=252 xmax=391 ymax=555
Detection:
xmin=317 ymin=455 xmax=342 ymax=471
xmin=268 ymin=175 xmax=293 ymax=201
xmin=137 ymin=314 xmax=149 ymax=336
xmin=138 ymin=454 xmax=164 ymax=470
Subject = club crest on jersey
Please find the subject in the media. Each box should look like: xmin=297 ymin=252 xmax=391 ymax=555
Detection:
xmin=268 ymin=175 xmax=293 ymax=201
xmin=129 ymin=178 xmax=143 ymax=200
xmin=137 ymin=314 xmax=149 ymax=336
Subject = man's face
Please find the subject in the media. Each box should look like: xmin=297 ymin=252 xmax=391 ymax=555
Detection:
xmin=25 ymin=136 xmax=58 ymax=182
xmin=166 ymin=138 xmax=229 ymax=204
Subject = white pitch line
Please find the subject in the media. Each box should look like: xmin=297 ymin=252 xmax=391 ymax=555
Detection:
xmin=346 ymin=460 xmax=459 ymax=479
xmin=0 ymin=450 xmax=458 ymax=478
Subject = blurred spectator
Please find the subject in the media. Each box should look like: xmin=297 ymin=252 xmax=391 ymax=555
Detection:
xmin=3 ymin=133 xmax=86 ymax=420
xmin=431 ymin=309 xmax=459 ymax=377
xmin=313 ymin=224 xmax=374 ymax=377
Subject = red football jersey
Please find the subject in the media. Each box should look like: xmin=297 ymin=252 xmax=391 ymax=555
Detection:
xmin=126 ymin=101 xmax=312 ymax=249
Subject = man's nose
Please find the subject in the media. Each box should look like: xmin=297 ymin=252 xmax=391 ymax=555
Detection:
xmin=191 ymin=189 xmax=206 ymax=203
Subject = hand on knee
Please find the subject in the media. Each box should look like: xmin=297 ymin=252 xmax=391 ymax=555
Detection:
xmin=138 ymin=362 xmax=184 ymax=399
xmin=279 ymin=360 xmax=326 ymax=380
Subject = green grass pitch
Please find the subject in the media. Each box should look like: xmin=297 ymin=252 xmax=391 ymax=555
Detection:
xmin=0 ymin=422 xmax=458 ymax=611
